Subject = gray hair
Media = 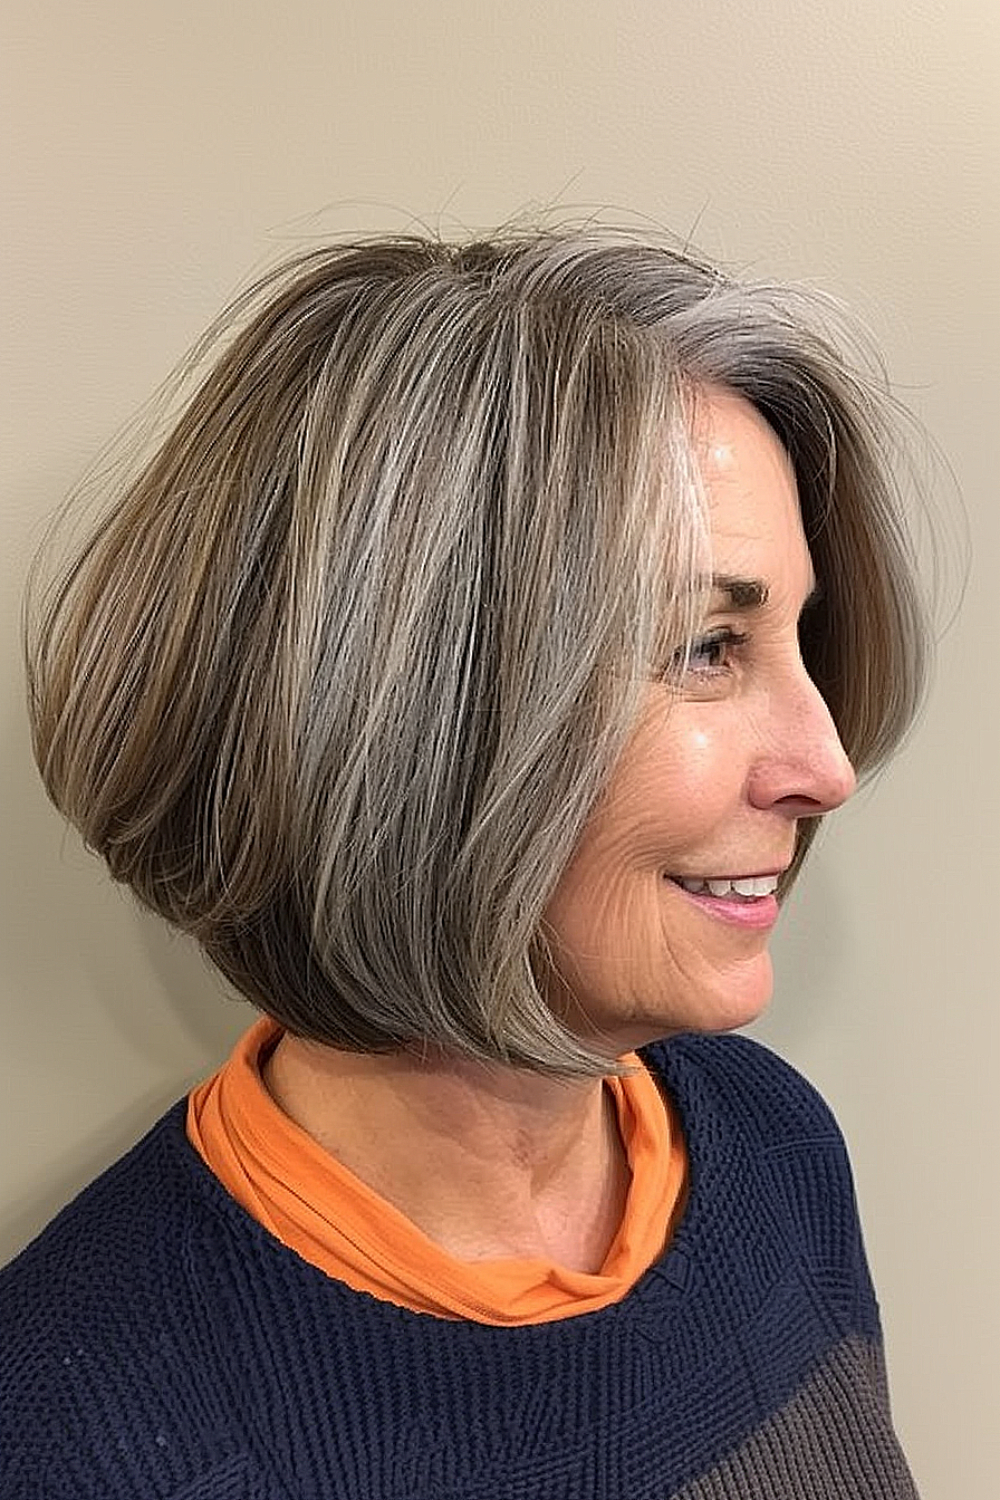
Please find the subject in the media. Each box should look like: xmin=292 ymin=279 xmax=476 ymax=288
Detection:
xmin=26 ymin=230 xmax=927 ymax=1076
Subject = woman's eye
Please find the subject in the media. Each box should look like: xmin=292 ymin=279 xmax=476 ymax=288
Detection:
xmin=671 ymin=627 xmax=749 ymax=679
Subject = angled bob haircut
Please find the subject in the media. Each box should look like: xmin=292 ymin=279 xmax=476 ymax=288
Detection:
xmin=26 ymin=230 xmax=927 ymax=1077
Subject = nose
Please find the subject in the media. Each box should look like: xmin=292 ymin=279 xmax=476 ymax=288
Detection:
xmin=747 ymin=670 xmax=857 ymax=819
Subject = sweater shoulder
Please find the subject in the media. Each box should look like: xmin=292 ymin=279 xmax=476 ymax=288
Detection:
xmin=642 ymin=1029 xmax=846 ymax=1150
xmin=1 ymin=1100 xmax=196 ymax=1302
xmin=0 ymin=1104 xmax=216 ymax=1487
xmin=643 ymin=1032 xmax=878 ymax=1328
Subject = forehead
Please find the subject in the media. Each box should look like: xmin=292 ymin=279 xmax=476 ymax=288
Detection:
xmin=692 ymin=386 xmax=813 ymax=599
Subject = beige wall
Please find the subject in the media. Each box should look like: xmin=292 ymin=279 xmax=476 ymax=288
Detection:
xmin=2 ymin=2 xmax=997 ymax=1493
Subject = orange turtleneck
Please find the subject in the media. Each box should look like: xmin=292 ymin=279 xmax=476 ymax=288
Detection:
xmin=187 ymin=1019 xmax=687 ymax=1325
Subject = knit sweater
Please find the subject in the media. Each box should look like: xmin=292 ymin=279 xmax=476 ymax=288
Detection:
xmin=0 ymin=1032 xmax=918 ymax=1499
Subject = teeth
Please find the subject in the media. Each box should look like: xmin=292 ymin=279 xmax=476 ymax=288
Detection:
xmin=676 ymin=874 xmax=780 ymax=898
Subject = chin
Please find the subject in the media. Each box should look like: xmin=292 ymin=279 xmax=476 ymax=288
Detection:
xmin=552 ymin=951 xmax=776 ymax=1056
xmin=687 ymin=962 xmax=775 ymax=1036
xmin=636 ymin=954 xmax=776 ymax=1044
xmin=695 ymin=994 xmax=772 ymax=1036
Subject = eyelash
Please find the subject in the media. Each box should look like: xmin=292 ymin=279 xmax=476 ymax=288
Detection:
xmin=672 ymin=627 xmax=750 ymax=678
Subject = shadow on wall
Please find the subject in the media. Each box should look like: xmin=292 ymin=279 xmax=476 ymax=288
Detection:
xmin=0 ymin=686 xmax=252 ymax=1266
xmin=744 ymin=829 xmax=854 ymax=1058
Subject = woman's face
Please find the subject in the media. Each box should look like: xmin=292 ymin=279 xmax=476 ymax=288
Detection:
xmin=542 ymin=385 xmax=856 ymax=1054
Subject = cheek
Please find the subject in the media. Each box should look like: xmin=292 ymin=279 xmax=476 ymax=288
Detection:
xmin=544 ymin=717 xmax=736 ymax=941
xmin=601 ymin=719 xmax=734 ymax=866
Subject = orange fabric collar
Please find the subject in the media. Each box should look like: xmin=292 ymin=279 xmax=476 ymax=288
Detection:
xmin=187 ymin=1018 xmax=687 ymax=1325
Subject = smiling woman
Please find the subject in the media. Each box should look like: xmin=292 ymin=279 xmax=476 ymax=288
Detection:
xmin=3 ymin=230 xmax=926 ymax=1499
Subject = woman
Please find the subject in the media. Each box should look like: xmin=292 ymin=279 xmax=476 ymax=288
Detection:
xmin=1 ymin=231 xmax=925 ymax=1497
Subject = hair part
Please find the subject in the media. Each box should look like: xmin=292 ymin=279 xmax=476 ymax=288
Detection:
xmin=26 ymin=229 xmax=927 ymax=1076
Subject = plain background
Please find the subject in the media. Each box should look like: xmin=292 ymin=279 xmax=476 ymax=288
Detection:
xmin=2 ymin=3 xmax=997 ymax=1494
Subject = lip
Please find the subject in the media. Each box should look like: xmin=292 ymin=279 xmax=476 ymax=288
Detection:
xmin=666 ymin=871 xmax=785 ymax=931
xmin=675 ymin=886 xmax=781 ymax=930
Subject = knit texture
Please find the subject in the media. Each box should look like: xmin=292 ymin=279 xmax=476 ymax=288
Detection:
xmin=0 ymin=1033 xmax=918 ymax=1499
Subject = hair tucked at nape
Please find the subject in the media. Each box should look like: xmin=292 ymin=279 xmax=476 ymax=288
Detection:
xmin=26 ymin=229 xmax=928 ymax=1076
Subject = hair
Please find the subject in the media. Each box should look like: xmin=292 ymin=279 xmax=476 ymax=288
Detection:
xmin=26 ymin=228 xmax=927 ymax=1077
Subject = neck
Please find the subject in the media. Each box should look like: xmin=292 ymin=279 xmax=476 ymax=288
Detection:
xmin=262 ymin=1035 xmax=631 ymax=1271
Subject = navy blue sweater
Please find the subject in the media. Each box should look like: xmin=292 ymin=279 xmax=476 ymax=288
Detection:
xmin=0 ymin=1033 xmax=917 ymax=1498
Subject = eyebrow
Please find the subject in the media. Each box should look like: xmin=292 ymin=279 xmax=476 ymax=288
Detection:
xmin=710 ymin=574 xmax=770 ymax=610
xmin=708 ymin=574 xmax=824 ymax=615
